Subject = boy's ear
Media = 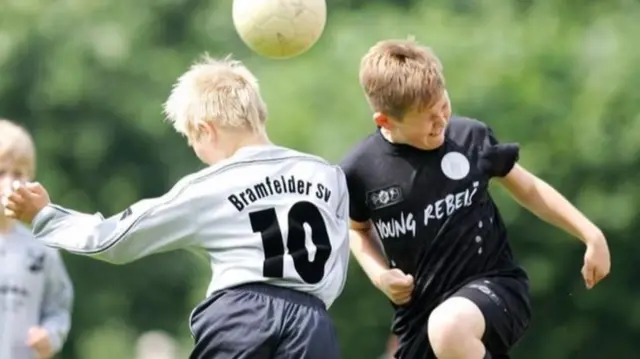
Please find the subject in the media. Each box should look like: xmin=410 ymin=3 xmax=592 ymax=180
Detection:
xmin=196 ymin=122 xmax=217 ymax=141
xmin=373 ymin=112 xmax=393 ymax=130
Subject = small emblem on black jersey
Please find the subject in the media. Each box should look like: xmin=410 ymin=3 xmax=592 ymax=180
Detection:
xmin=367 ymin=185 xmax=403 ymax=210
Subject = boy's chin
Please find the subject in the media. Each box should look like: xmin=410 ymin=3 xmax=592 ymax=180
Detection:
xmin=414 ymin=134 xmax=445 ymax=150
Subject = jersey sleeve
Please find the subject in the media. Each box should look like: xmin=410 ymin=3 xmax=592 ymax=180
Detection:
xmin=339 ymin=156 xmax=370 ymax=223
xmin=31 ymin=175 xmax=206 ymax=265
xmin=478 ymin=122 xmax=520 ymax=178
xmin=40 ymin=249 xmax=73 ymax=354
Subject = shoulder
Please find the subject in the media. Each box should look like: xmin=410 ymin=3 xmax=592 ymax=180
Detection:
xmin=274 ymin=146 xmax=344 ymax=177
xmin=168 ymin=146 xmax=345 ymax=197
xmin=11 ymin=223 xmax=43 ymax=249
xmin=11 ymin=224 xmax=63 ymax=261
xmin=275 ymin=146 xmax=347 ymax=188
xmin=339 ymin=132 xmax=381 ymax=177
xmin=446 ymin=115 xmax=492 ymax=147
xmin=448 ymin=115 xmax=490 ymax=134
xmin=12 ymin=222 xmax=35 ymax=239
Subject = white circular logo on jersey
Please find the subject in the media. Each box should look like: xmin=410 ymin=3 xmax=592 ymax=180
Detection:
xmin=441 ymin=152 xmax=470 ymax=180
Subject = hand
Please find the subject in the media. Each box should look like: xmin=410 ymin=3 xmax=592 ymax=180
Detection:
xmin=2 ymin=181 xmax=50 ymax=224
xmin=26 ymin=327 xmax=54 ymax=359
xmin=582 ymin=231 xmax=611 ymax=289
xmin=377 ymin=268 xmax=414 ymax=305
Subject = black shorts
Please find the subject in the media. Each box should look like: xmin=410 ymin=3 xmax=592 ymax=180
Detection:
xmin=395 ymin=276 xmax=531 ymax=359
xmin=452 ymin=276 xmax=531 ymax=357
xmin=188 ymin=283 xmax=341 ymax=359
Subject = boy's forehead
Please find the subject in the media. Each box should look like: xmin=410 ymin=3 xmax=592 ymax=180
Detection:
xmin=408 ymin=91 xmax=450 ymax=116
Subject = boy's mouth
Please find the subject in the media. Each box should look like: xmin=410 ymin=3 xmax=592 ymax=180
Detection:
xmin=429 ymin=128 xmax=443 ymax=137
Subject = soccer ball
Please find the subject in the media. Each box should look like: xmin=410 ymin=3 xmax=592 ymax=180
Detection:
xmin=232 ymin=0 xmax=327 ymax=59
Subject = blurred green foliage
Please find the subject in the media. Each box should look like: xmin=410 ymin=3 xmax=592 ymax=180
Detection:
xmin=2 ymin=0 xmax=640 ymax=358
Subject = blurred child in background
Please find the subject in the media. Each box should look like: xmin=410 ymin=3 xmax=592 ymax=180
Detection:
xmin=0 ymin=119 xmax=73 ymax=359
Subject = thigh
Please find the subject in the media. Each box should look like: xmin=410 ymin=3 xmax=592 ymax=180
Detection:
xmin=274 ymin=304 xmax=341 ymax=359
xmin=451 ymin=276 xmax=531 ymax=355
xmin=188 ymin=289 xmax=281 ymax=359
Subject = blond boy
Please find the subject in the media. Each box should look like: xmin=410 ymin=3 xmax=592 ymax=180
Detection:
xmin=0 ymin=120 xmax=73 ymax=359
xmin=340 ymin=39 xmax=611 ymax=359
xmin=4 ymin=56 xmax=350 ymax=359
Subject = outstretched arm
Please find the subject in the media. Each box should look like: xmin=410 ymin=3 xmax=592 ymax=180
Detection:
xmin=498 ymin=165 xmax=602 ymax=242
xmin=498 ymin=164 xmax=611 ymax=288
xmin=5 ymin=179 xmax=203 ymax=264
xmin=476 ymin=122 xmax=610 ymax=289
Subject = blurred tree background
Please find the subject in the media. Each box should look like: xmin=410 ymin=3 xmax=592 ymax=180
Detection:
xmin=1 ymin=0 xmax=640 ymax=358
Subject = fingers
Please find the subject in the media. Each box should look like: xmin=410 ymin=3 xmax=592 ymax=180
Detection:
xmin=24 ymin=182 xmax=45 ymax=195
xmin=594 ymin=267 xmax=608 ymax=284
xmin=29 ymin=341 xmax=49 ymax=359
xmin=590 ymin=266 xmax=609 ymax=288
xmin=403 ymin=274 xmax=414 ymax=286
xmin=15 ymin=184 xmax=35 ymax=199
xmin=389 ymin=282 xmax=413 ymax=305
xmin=2 ymin=181 xmax=46 ymax=222
xmin=7 ymin=190 xmax=25 ymax=205
xmin=26 ymin=328 xmax=50 ymax=356
xmin=389 ymin=280 xmax=414 ymax=293
xmin=26 ymin=327 xmax=40 ymax=346
xmin=386 ymin=271 xmax=414 ymax=288
xmin=583 ymin=258 xmax=611 ymax=290
xmin=3 ymin=190 xmax=25 ymax=218
xmin=581 ymin=264 xmax=595 ymax=289
xmin=582 ymin=264 xmax=606 ymax=289
xmin=388 ymin=274 xmax=414 ymax=305
xmin=393 ymin=291 xmax=412 ymax=305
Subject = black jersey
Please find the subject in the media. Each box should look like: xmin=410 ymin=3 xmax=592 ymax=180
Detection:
xmin=340 ymin=116 xmax=528 ymax=337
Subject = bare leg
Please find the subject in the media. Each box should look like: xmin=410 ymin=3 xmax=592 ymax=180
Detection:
xmin=427 ymin=297 xmax=487 ymax=359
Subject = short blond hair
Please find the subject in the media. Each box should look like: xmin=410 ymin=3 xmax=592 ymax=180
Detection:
xmin=163 ymin=55 xmax=268 ymax=136
xmin=359 ymin=38 xmax=445 ymax=119
xmin=0 ymin=119 xmax=36 ymax=177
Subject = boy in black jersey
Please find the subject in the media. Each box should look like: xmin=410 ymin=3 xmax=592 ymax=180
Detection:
xmin=341 ymin=38 xmax=611 ymax=359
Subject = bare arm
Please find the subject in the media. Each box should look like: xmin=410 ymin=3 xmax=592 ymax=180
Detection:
xmin=497 ymin=164 xmax=603 ymax=243
xmin=349 ymin=220 xmax=389 ymax=288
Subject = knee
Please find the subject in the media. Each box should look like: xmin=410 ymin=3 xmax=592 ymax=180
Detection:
xmin=427 ymin=297 xmax=485 ymax=358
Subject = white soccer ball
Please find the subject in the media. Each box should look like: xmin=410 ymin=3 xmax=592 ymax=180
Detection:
xmin=232 ymin=0 xmax=327 ymax=59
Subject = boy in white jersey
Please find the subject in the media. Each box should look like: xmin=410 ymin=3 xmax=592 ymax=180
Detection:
xmin=0 ymin=119 xmax=73 ymax=359
xmin=3 ymin=56 xmax=350 ymax=359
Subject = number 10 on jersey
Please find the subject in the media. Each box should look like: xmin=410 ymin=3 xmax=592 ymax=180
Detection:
xmin=249 ymin=201 xmax=332 ymax=284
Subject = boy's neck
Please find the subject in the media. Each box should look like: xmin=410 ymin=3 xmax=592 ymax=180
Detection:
xmin=380 ymin=127 xmax=404 ymax=145
xmin=230 ymin=131 xmax=272 ymax=154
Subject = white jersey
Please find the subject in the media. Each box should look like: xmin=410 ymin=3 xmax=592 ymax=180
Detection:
xmin=0 ymin=224 xmax=73 ymax=359
xmin=31 ymin=145 xmax=350 ymax=308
